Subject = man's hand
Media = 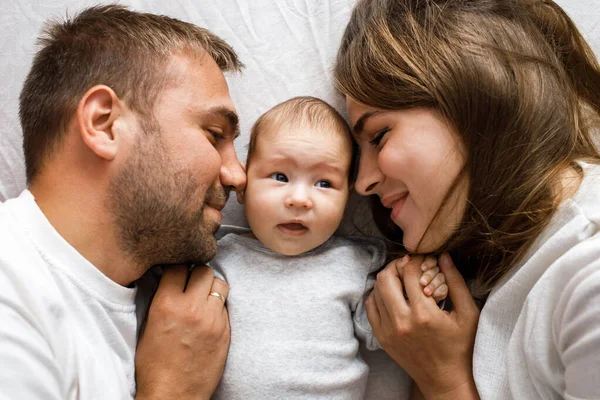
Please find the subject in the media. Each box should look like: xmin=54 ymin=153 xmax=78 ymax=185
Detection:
xmin=135 ymin=265 xmax=230 ymax=400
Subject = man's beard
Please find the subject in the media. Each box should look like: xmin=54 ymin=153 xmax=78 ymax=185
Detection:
xmin=107 ymin=122 xmax=227 ymax=269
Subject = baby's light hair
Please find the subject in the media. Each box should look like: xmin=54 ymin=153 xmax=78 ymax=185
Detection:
xmin=246 ymin=96 xmax=357 ymax=183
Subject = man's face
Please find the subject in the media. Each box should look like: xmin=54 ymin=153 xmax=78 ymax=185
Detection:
xmin=108 ymin=53 xmax=246 ymax=267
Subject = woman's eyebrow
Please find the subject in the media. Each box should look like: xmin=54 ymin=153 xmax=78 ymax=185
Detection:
xmin=352 ymin=110 xmax=384 ymax=136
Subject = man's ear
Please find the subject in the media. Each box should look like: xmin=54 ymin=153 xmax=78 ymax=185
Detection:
xmin=76 ymin=85 xmax=124 ymax=161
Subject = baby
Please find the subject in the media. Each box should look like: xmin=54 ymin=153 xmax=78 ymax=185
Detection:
xmin=210 ymin=97 xmax=446 ymax=399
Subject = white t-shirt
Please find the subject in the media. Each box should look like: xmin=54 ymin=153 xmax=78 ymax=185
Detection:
xmin=0 ymin=190 xmax=138 ymax=399
xmin=473 ymin=163 xmax=600 ymax=399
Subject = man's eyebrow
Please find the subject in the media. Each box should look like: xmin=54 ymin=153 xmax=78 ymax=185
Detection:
xmin=206 ymin=106 xmax=240 ymax=138
xmin=352 ymin=110 xmax=383 ymax=136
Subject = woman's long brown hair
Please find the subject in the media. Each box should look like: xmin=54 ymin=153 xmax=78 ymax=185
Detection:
xmin=334 ymin=0 xmax=600 ymax=298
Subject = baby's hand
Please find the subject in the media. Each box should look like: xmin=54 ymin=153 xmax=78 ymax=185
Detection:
xmin=418 ymin=256 xmax=448 ymax=303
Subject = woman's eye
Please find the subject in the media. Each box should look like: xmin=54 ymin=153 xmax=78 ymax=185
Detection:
xmin=270 ymin=173 xmax=288 ymax=182
xmin=315 ymin=180 xmax=331 ymax=188
xmin=369 ymin=127 xmax=390 ymax=147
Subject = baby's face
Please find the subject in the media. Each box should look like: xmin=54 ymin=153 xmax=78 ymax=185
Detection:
xmin=244 ymin=123 xmax=352 ymax=255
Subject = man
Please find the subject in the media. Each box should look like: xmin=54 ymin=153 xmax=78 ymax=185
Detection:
xmin=0 ymin=5 xmax=246 ymax=399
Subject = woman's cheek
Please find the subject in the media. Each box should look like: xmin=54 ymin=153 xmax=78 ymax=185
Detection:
xmin=378 ymin=144 xmax=405 ymax=180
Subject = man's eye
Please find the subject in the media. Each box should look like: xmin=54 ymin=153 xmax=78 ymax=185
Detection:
xmin=208 ymin=130 xmax=225 ymax=143
xmin=270 ymin=173 xmax=288 ymax=182
xmin=315 ymin=180 xmax=331 ymax=188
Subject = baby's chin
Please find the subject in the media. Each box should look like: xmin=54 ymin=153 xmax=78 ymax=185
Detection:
xmin=268 ymin=242 xmax=318 ymax=256
xmin=262 ymin=237 xmax=328 ymax=256
xmin=278 ymin=248 xmax=309 ymax=256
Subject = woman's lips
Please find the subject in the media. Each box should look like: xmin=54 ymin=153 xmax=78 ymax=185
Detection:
xmin=390 ymin=193 xmax=409 ymax=222
xmin=277 ymin=223 xmax=309 ymax=236
xmin=381 ymin=192 xmax=408 ymax=209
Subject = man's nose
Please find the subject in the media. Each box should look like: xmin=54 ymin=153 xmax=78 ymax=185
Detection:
xmin=220 ymin=145 xmax=247 ymax=193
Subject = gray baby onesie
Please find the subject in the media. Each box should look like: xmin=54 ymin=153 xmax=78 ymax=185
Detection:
xmin=210 ymin=231 xmax=386 ymax=399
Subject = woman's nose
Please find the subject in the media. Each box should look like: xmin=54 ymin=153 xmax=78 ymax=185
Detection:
xmin=354 ymin=151 xmax=383 ymax=195
xmin=285 ymin=185 xmax=313 ymax=209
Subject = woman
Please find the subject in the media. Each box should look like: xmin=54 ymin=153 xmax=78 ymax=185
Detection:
xmin=334 ymin=0 xmax=600 ymax=399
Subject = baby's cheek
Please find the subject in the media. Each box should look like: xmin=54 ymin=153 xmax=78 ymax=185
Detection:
xmin=244 ymin=189 xmax=273 ymax=223
xmin=247 ymin=194 xmax=272 ymax=218
xmin=318 ymin=197 xmax=346 ymax=233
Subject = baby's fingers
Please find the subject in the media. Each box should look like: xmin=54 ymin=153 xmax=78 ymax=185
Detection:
xmin=419 ymin=266 xmax=440 ymax=286
xmin=420 ymin=256 xmax=437 ymax=272
xmin=423 ymin=271 xmax=446 ymax=297
xmin=431 ymin=284 xmax=448 ymax=303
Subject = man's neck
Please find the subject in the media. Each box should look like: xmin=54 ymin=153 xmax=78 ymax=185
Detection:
xmin=29 ymin=180 xmax=142 ymax=287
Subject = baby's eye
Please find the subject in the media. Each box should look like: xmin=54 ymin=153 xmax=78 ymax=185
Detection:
xmin=270 ymin=173 xmax=288 ymax=182
xmin=315 ymin=180 xmax=331 ymax=188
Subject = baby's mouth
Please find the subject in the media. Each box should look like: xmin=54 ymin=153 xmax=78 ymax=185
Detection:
xmin=277 ymin=222 xmax=309 ymax=235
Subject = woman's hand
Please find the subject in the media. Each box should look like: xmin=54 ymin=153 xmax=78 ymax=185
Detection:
xmin=366 ymin=253 xmax=481 ymax=399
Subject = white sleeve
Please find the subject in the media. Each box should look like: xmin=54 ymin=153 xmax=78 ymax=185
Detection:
xmin=352 ymin=238 xmax=387 ymax=351
xmin=0 ymin=263 xmax=62 ymax=400
xmin=554 ymin=258 xmax=600 ymax=400
xmin=353 ymin=270 xmax=382 ymax=351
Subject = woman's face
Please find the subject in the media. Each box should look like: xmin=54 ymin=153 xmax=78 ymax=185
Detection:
xmin=346 ymin=97 xmax=469 ymax=253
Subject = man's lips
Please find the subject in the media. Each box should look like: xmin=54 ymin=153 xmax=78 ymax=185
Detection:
xmin=204 ymin=203 xmax=224 ymax=225
xmin=204 ymin=187 xmax=229 ymax=212
xmin=206 ymin=203 xmax=225 ymax=212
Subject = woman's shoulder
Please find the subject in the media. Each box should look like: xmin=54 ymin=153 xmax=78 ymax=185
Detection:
xmin=488 ymin=164 xmax=600 ymax=302
xmin=528 ymin=220 xmax=600 ymax=314
xmin=550 ymin=232 xmax=600 ymax=373
xmin=570 ymin=162 xmax=600 ymax=223
xmin=530 ymin=164 xmax=600 ymax=288
xmin=534 ymin=161 xmax=600 ymax=259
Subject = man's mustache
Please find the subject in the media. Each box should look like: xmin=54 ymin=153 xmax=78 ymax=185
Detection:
xmin=203 ymin=186 xmax=230 ymax=209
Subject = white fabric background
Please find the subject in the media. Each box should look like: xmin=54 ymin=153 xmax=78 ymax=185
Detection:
xmin=0 ymin=0 xmax=599 ymax=228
